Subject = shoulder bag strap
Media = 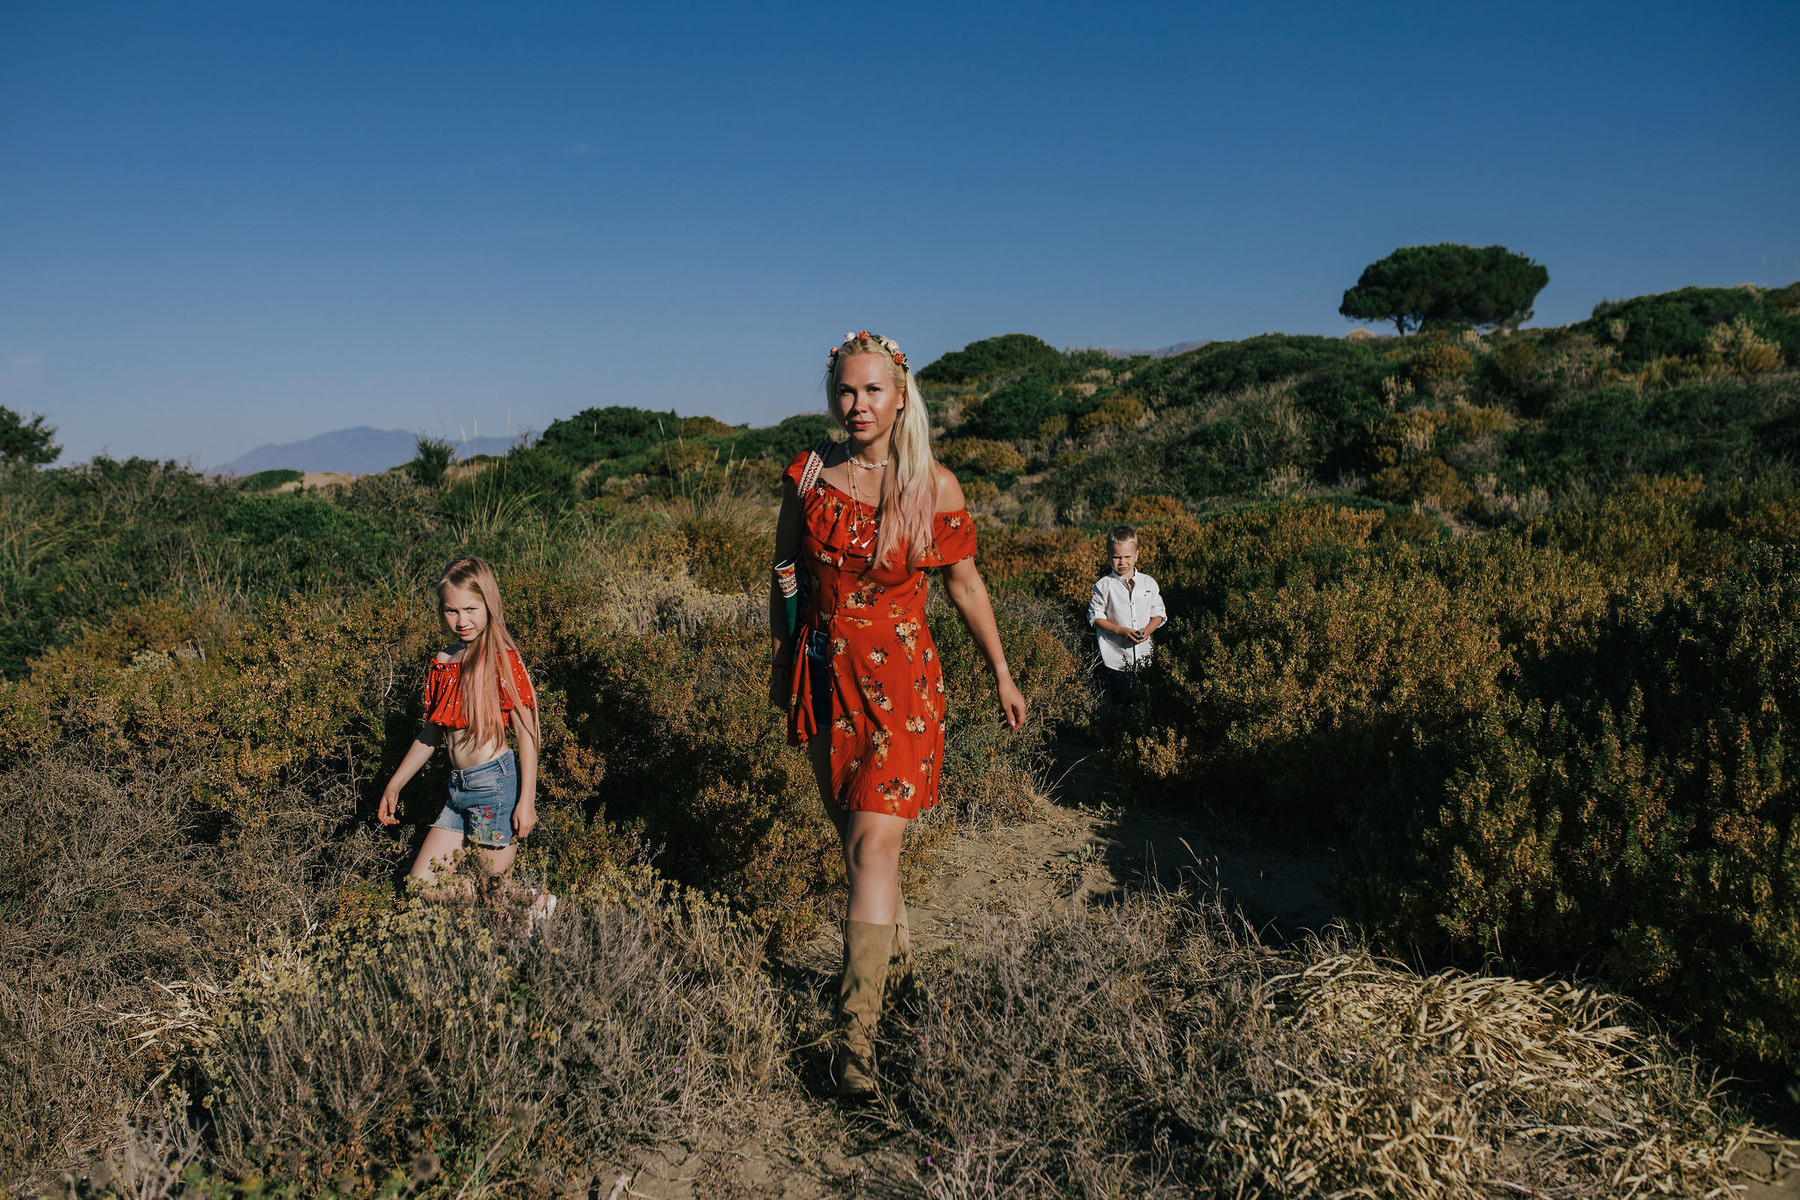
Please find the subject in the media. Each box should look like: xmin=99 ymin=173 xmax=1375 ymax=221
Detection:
xmin=797 ymin=439 xmax=829 ymax=496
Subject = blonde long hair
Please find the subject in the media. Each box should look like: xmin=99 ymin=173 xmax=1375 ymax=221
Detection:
xmin=826 ymin=335 xmax=939 ymax=570
xmin=437 ymin=556 xmax=537 ymax=750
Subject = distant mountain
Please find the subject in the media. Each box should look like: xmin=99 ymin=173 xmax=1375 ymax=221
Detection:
xmin=223 ymin=427 xmax=519 ymax=476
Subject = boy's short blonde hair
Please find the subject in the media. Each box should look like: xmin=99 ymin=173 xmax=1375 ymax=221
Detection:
xmin=1106 ymin=524 xmax=1138 ymax=551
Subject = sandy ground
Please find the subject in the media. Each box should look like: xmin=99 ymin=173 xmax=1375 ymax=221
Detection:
xmin=267 ymin=471 xmax=357 ymax=493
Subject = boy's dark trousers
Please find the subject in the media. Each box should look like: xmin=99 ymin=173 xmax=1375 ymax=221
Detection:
xmin=1102 ymin=665 xmax=1137 ymax=707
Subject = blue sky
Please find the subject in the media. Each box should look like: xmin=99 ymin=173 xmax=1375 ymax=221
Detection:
xmin=3 ymin=1 xmax=1796 ymax=468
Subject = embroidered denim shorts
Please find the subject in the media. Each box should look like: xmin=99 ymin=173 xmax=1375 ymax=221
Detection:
xmin=431 ymin=750 xmax=519 ymax=849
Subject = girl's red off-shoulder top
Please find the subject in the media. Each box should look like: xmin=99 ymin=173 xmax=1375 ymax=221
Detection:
xmin=423 ymin=646 xmax=536 ymax=729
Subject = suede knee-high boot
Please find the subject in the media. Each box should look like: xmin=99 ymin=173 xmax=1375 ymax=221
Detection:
xmin=836 ymin=919 xmax=895 ymax=1097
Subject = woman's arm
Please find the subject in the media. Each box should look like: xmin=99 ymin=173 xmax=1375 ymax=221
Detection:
xmin=378 ymin=724 xmax=441 ymax=826
xmin=768 ymin=478 xmax=802 ymax=709
xmin=510 ymin=706 xmax=539 ymax=839
xmin=936 ymin=467 xmax=1026 ymax=730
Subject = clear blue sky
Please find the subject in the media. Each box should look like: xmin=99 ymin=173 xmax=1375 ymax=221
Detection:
xmin=4 ymin=1 xmax=1796 ymax=468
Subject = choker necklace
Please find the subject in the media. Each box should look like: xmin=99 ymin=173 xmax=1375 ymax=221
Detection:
xmin=848 ymin=454 xmax=888 ymax=470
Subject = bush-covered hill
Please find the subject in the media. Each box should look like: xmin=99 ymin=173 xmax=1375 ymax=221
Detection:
xmin=5 ymin=279 xmax=1800 ymax=1190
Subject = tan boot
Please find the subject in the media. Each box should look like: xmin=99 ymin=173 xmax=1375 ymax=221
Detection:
xmin=835 ymin=919 xmax=894 ymax=1098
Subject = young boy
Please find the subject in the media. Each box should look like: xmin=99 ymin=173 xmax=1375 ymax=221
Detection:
xmin=1087 ymin=525 xmax=1167 ymax=710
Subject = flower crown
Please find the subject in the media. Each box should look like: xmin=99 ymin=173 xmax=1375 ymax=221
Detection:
xmin=827 ymin=330 xmax=907 ymax=370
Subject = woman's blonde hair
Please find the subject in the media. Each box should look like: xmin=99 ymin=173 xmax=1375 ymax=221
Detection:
xmin=436 ymin=556 xmax=537 ymax=751
xmin=825 ymin=334 xmax=939 ymax=570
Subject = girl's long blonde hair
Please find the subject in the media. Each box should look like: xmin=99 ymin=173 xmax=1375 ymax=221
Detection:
xmin=826 ymin=335 xmax=939 ymax=571
xmin=437 ymin=556 xmax=537 ymax=751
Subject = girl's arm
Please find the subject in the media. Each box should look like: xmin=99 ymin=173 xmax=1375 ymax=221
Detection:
xmin=378 ymin=724 xmax=441 ymax=826
xmin=510 ymin=706 xmax=539 ymax=839
xmin=936 ymin=467 xmax=1026 ymax=730
xmin=768 ymin=477 xmax=802 ymax=710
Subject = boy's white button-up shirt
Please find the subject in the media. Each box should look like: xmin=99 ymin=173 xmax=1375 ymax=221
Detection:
xmin=1088 ymin=571 xmax=1167 ymax=670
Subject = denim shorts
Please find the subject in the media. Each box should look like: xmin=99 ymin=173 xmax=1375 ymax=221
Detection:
xmin=431 ymin=750 xmax=519 ymax=849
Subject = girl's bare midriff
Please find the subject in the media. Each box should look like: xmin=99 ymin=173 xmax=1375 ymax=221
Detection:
xmin=434 ymin=646 xmax=521 ymax=768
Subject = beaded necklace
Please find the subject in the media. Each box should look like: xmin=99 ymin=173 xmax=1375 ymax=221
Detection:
xmin=846 ymin=447 xmax=885 ymax=557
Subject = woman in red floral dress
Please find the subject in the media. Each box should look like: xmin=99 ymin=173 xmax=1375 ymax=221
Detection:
xmin=768 ymin=331 xmax=1027 ymax=1097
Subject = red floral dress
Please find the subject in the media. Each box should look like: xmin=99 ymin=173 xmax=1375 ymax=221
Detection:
xmin=784 ymin=448 xmax=978 ymax=819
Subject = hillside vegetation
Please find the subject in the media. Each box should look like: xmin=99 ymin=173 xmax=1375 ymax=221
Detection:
xmin=4 ymin=281 xmax=1799 ymax=1195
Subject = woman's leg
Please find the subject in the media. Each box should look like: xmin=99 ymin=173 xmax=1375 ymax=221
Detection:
xmin=842 ymin=811 xmax=905 ymax=925
xmin=809 ymin=733 xmax=908 ymax=942
xmin=807 ymin=732 xmax=848 ymax=841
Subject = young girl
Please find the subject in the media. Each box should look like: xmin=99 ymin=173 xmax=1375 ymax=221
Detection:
xmin=769 ymin=331 xmax=1027 ymax=1097
xmin=378 ymin=556 xmax=550 ymax=914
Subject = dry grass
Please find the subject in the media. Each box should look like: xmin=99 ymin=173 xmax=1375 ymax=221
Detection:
xmin=9 ymin=861 xmax=1788 ymax=1199
xmin=890 ymin=889 xmax=1770 ymax=1199
xmin=180 ymin=870 xmax=787 ymax=1196
xmin=1219 ymin=952 xmax=1757 ymax=1198
xmin=0 ymin=755 xmax=384 ymax=1180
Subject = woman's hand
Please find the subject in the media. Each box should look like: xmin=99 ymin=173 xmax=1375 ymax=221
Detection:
xmin=513 ymin=794 xmax=537 ymax=840
xmin=378 ymin=785 xmax=402 ymax=826
xmin=997 ymin=676 xmax=1027 ymax=731
xmin=768 ymin=661 xmax=792 ymax=712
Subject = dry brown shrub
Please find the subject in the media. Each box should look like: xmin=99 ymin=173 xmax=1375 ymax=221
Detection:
xmin=939 ymin=438 xmax=1028 ymax=476
xmin=1214 ymin=951 xmax=1756 ymax=1198
xmin=893 ymin=891 xmax=1762 ymax=1199
xmin=182 ymin=872 xmax=785 ymax=1195
xmin=1077 ymin=393 xmax=1145 ymax=435
xmin=0 ymin=756 xmax=383 ymax=1183
xmin=1707 ymin=314 xmax=1786 ymax=381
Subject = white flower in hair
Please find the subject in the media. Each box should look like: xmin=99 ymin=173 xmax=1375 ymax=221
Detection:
xmin=844 ymin=332 xmax=857 ymax=342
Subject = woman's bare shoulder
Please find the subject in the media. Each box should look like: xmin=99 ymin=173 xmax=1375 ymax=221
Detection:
xmin=933 ymin=462 xmax=966 ymax=512
xmin=434 ymin=646 xmax=463 ymax=664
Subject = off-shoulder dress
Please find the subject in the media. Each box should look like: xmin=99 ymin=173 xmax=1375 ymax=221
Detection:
xmin=783 ymin=446 xmax=978 ymax=819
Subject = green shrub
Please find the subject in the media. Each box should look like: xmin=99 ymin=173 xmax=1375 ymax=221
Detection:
xmin=227 ymin=493 xmax=398 ymax=588
xmin=1129 ymin=333 xmax=1382 ymax=413
xmin=0 ymin=457 xmax=270 ymax=676
xmin=1499 ymin=375 xmax=1799 ymax=495
xmin=536 ymin=405 xmax=681 ymax=464
xmin=237 ymin=468 xmax=303 ymax=491
xmin=710 ymin=413 xmax=837 ymax=465
xmin=1588 ymin=285 xmax=1800 ymax=367
xmin=1109 ymin=504 xmax=1614 ymax=818
xmin=406 ymin=435 xmax=456 ymax=488
xmin=917 ymin=333 xmax=1067 ymax=385
xmin=1350 ymin=546 xmax=1800 ymax=1068
xmin=956 ymin=378 xmax=1083 ymax=442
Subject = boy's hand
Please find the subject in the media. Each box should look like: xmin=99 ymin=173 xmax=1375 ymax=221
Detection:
xmin=513 ymin=796 xmax=537 ymax=840
xmin=1128 ymin=628 xmax=1149 ymax=643
xmin=378 ymin=787 xmax=401 ymax=826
